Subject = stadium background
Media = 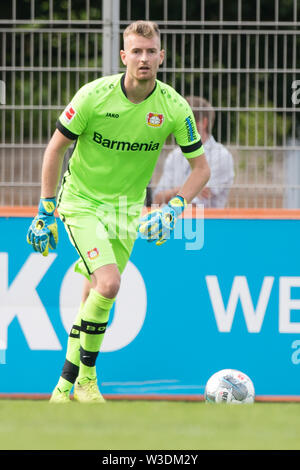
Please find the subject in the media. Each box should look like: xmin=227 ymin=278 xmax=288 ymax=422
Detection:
xmin=1 ymin=0 xmax=299 ymax=207
xmin=0 ymin=0 xmax=300 ymax=402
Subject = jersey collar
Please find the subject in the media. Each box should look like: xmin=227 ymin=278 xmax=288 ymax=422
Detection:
xmin=120 ymin=73 xmax=157 ymax=102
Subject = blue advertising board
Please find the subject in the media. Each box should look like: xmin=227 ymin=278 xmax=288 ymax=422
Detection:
xmin=0 ymin=215 xmax=300 ymax=399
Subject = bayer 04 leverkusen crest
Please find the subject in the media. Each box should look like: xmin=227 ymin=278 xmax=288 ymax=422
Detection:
xmin=146 ymin=112 xmax=164 ymax=127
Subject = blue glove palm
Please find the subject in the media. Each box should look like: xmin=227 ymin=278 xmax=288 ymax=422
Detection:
xmin=138 ymin=195 xmax=187 ymax=246
xmin=27 ymin=198 xmax=58 ymax=256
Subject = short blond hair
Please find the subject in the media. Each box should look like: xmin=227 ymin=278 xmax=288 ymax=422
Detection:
xmin=123 ymin=20 xmax=160 ymax=42
xmin=185 ymin=96 xmax=216 ymax=134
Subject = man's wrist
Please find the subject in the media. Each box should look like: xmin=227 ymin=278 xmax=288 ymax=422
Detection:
xmin=174 ymin=194 xmax=187 ymax=204
xmin=168 ymin=194 xmax=187 ymax=216
xmin=38 ymin=197 xmax=56 ymax=216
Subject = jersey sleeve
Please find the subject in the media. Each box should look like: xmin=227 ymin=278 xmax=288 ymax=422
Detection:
xmin=56 ymin=84 xmax=93 ymax=140
xmin=173 ymin=98 xmax=205 ymax=159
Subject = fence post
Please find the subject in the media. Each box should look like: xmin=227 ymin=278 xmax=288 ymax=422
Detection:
xmin=102 ymin=0 xmax=120 ymax=76
xmin=0 ymin=80 xmax=5 ymax=104
xmin=284 ymin=140 xmax=300 ymax=208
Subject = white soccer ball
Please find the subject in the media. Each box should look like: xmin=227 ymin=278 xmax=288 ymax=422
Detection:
xmin=204 ymin=369 xmax=255 ymax=404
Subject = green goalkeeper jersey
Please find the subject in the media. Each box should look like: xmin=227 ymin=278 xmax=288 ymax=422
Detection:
xmin=57 ymin=73 xmax=204 ymax=207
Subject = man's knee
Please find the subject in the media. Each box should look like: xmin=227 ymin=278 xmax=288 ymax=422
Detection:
xmin=96 ymin=276 xmax=120 ymax=299
xmin=93 ymin=264 xmax=121 ymax=299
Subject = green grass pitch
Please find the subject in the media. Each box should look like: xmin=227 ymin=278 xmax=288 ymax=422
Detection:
xmin=0 ymin=399 xmax=299 ymax=450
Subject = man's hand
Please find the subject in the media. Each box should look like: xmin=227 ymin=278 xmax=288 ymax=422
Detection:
xmin=201 ymin=187 xmax=212 ymax=199
xmin=138 ymin=195 xmax=186 ymax=246
xmin=27 ymin=198 xmax=58 ymax=256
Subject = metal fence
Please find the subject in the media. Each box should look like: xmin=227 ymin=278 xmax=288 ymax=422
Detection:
xmin=0 ymin=0 xmax=299 ymax=207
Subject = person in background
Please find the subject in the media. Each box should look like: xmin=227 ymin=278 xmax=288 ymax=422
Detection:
xmin=153 ymin=96 xmax=234 ymax=208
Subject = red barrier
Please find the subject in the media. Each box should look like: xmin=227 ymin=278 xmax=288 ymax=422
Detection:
xmin=1 ymin=207 xmax=300 ymax=219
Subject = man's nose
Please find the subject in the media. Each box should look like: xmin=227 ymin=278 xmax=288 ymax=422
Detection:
xmin=140 ymin=51 xmax=148 ymax=62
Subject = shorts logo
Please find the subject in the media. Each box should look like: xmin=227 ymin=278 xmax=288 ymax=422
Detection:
xmin=64 ymin=104 xmax=76 ymax=123
xmin=146 ymin=113 xmax=164 ymax=127
xmin=87 ymin=248 xmax=99 ymax=260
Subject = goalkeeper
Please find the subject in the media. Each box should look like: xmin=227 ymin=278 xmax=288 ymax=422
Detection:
xmin=27 ymin=20 xmax=210 ymax=403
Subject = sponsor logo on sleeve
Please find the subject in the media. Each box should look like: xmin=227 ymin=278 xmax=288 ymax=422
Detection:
xmin=63 ymin=104 xmax=76 ymax=123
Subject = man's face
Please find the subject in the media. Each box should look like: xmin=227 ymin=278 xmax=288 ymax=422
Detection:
xmin=120 ymin=33 xmax=165 ymax=82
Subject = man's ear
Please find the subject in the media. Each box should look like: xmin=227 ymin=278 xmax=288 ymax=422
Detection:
xmin=159 ymin=49 xmax=165 ymax=65
xmin=201 ymin=117 xmax=209 ymax=132
xmin=120 ymin=49 xmax=126 ymax=66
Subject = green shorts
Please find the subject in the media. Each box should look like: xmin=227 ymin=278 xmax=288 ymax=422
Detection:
xmin=57 ymin=192 xmax=142 ymax=280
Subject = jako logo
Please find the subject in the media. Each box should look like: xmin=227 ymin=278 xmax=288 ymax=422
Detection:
xmin=106 ymin=112 xmax=119 ymax=118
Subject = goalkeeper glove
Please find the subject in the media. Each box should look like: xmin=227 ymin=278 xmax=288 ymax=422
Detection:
xmin=138 ymin=195 xmax=187 ymax=246
xmin=27 ymin=197 xmax=58 ymax=256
